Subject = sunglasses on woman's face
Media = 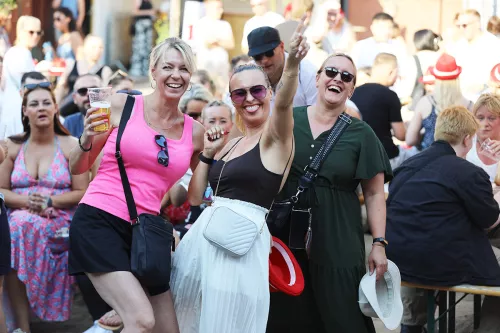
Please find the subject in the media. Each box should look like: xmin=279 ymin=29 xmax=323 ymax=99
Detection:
xmin=28 ymin=30 xmax=44 ymax=37
xmin=322 ymin=67 xmax=355 ymax=83
xmin=229 ymin=85 xmax=268 ymax=105
xmin=23 ymin=82 xmax=51 ymax=91
xmin=155 ymin=135 xmax=169 ymax=167
xmin=253 ymin=49 xmax=275 ymax=62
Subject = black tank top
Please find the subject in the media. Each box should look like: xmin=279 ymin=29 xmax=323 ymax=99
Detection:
xmin=208 ymin=140 xmax=286 ymax=208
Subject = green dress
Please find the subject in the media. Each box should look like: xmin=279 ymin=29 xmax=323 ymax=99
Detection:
xmin=267 ymin=107 xmax=392 ymax=333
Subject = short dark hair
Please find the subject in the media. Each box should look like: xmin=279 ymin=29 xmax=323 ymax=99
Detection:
xmin=413 ymin=29 xmax=440 ymax=52
xmin=231 ymin=54 xmax=252 ymax=70
xmin=21 ymin=71 xmax=48 ymax=86
xmin=372 ymin=12 xmax=394 ymax=22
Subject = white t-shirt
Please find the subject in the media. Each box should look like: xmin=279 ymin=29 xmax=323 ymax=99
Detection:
xmin=241 ymin=12 xmax=285 ymax=52
xmin=0 ymin=46 xmax=35 ymax=139
xmin=466 ymin=135 xmax=498 ymax=182
xmin=448 ymin=33 xmax=500 ymax=101
xmin=270 ymin=53 xmax=318 ymax=110
xmin=193 ymin=17 xmax=233 ymax=91
xmin=350 ymin=37 xmax=408 ymax=69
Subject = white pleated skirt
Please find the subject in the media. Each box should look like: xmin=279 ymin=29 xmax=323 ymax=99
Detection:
xmin=171 ymin=196 xmax=271 ymax=333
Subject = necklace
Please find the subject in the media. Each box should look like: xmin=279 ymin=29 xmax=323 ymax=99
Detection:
xmin=144 ymin=101 xmax=182 ymax=131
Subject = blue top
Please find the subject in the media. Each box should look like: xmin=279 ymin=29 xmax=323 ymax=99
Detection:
xmin=64 ymin=113 xmax=84 ymax=138
xmin=61 ymin=0 xmax=79 ymax=19
xmin=386 ymin=140 xmax=500 ymax=286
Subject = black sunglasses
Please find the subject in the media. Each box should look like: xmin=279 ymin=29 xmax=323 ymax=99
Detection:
xmin=253 ymin=49 xmax=275 ymax=62
xmin=23 ymin=82 xmax=51 ymax=90
xmin=28 ymin=30 xmax=44 ymax=36
xmin=155 ymin=135 xmax=169 ymax=167
xmin=321 ymin=67 xmax=355 ymax=83
xmin=76 ymin=86 xmax=99 ymax=96
xmin=187 ymin=112 xmax=201 ymax=119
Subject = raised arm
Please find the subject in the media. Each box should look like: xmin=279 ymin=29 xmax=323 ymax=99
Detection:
xmin=266 ymin=15 xmax=309 ymax=144
xmin=69 ymin=93 xmax=127 ymax=175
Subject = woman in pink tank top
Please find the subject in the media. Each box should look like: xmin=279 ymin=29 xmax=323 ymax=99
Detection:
xmin=67 ymin=38 xmax=204 ymax=333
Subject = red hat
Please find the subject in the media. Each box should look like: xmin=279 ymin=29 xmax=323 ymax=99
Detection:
xmin=269 ymin=237 xmax=304 ymax=296
xmin=429 ymin=53 xmax=462 ymax=80
xmin=491 ymin=63 xmax=500 ymax=84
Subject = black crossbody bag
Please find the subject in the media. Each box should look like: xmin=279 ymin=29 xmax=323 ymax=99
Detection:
xmin=266 ymin=112 xmax=352 ymax=254
xmin=115 ymin=95 xmax=175 ymax=286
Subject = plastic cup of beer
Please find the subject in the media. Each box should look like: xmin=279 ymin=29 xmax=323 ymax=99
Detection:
xmin=88 ymin=87 xmax=112 ymax=132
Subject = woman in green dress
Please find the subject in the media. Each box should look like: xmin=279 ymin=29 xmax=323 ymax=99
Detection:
xmin=267 ymin=53 xmax=392 ymax=333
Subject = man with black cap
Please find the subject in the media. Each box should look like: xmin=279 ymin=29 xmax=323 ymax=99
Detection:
xmin=247 ymin=26 xmax=318 ymax=109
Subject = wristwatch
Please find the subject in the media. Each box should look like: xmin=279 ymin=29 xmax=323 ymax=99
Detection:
xmin=198 ymin=152 xmax=215 ymax=165
xmin=47 ymin=197 xmax=53 ymax=208
xmin=373 ymin=237 xmax=388 ymax=247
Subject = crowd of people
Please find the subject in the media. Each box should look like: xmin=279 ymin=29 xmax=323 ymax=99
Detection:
xmin=0 ymin=0 xmax=499 ymax=333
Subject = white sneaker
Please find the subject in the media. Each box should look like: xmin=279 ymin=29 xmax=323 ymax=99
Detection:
xmin=13 ymin=329 xmax=28 ymax=333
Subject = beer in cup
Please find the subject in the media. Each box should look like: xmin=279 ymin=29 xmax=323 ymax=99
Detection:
xmin=88 ymin=87 xmax=112 ymax=132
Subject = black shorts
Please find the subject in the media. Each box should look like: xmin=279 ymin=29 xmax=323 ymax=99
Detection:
xmin=69 ymin=203 xmax=169 ymax=296
xmin=0 ymin=198 xmax=10 ymax=276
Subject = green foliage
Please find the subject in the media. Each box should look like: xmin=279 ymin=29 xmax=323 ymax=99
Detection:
xmin=0 ymin=0 xmax=17 ymax=12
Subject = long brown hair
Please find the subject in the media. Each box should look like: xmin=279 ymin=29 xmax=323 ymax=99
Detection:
xmin=9 ymin=87 xmax=70 ymax=144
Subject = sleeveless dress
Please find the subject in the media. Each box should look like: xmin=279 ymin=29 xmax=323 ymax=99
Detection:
xmin=171 ymin=140 xmax=284 ymax=333
xmin=6 ymin=138 xmax=75 ymax=326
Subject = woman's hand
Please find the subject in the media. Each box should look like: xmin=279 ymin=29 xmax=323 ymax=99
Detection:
xmin=80 ymin=107 xmax=110 ymax=148
xmin=289 ymin=15 xmax=310 ymax=61
xmin=368 ymin=245 xmax=388 ymax=281
xmin=28 ymin=193 xmax=50 ymax=214
xmin=203 ymin=126 xmax=226 ymax=158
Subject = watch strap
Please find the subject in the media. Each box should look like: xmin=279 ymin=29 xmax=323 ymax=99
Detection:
xmin=373 ymin=237 xmax=388 ymax=247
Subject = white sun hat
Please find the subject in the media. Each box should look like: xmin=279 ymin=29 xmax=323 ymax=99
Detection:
xmin=358 ymin=260 xmax=403 ymax=330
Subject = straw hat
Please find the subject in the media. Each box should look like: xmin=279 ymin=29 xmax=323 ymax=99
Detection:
xmin=429 ymin=53 xmax=462 ymax=80
xmin=358 ymin=260 xmax=403 ymax=330
xmin=269 ymin=237 xmax=304 ymax=296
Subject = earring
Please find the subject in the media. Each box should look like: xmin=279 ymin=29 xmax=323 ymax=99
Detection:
xmin=151 ymin=80 xmax=157 ymax=89
xmin=186 ymin=83 xmax=192 ymax=91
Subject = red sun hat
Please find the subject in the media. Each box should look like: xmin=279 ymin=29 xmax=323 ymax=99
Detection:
xmin=429 ymin=53 xmax=462 ymax=80
xmin=491 ymin=63 xmax=500 ymax=84
xmin=269 ymin=237 xmax=304 ymax=296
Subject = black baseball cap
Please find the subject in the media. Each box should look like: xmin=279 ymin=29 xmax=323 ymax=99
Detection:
xmin=247 ymin=26 xmax=281 ymax=57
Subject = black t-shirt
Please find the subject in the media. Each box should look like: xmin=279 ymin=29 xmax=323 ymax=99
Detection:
xmin=351 ymin=83 xmax=402 ymax=159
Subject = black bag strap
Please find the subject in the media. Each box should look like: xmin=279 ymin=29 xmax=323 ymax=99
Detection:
xmin=292 ymin=112 xmax=352 ymax=202
xmin=115 ymin=95 xmax=139 ymax=224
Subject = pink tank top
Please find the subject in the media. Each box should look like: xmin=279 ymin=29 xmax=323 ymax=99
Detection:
xmin=81 ymin=95 xmax=194 ymax=222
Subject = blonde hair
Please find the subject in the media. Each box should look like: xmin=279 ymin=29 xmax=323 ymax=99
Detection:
xmin=149 ymin=37 xmax=196 ymax=77
xmin=432 ymin=79 xmax=464 ymax=114
xmin=473 ymin=93 xmax=500 ymax=117
xmin=201 ymin=100 xmax=233 ymax=122
xmin=15 ymin=16 xmax=41 ymax=46
xmin=373 ymin=52 xmax=397 ymax=68
xmin=318 ymin=53 xmax=357 ymax=85
xmin=434 ymin=105 xmax=478 ymax=145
